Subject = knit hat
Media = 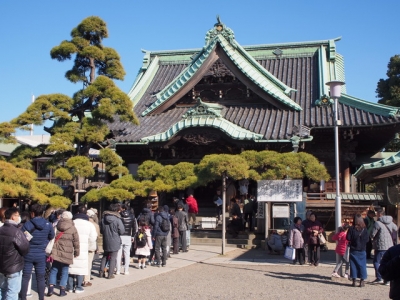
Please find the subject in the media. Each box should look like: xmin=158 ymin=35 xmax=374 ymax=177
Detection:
xmin=61 ymin=211 xmax=73 ymax=220
xmin=90 ymin=208 xmax=98 ymax=214
xmin=87 ymin=209 xmax=95 ymax=217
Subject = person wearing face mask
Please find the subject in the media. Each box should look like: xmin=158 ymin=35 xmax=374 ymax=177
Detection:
xmin=0 ymin=207 xmax=30 ymax=300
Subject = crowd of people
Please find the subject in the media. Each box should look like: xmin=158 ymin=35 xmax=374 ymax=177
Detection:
xmin=1 ymin=198 xmax=400 ymax=300
xmin=0 ymin=194 xmax=197 ymax=300
xmin=285 ymin=208 xmax=399 ymax=297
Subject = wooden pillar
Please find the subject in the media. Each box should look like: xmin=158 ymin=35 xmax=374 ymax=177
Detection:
xmin=344 ymin=163 xmax=350 ymax=193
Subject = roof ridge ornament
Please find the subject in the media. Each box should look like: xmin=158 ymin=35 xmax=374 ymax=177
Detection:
xmin=205 ymin=15 xmax=235 ymax=47
xmin=182 ymin=97 xmax=223 ymax=119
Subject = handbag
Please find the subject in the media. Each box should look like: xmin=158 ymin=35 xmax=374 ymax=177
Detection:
xmin=284 ymin=246 xmax=296 ymax=260
xmin=46 ymin=231 xmax=64 ymax=259
xmin=45 ymin=229 xmax=57 ymax=256
xmin=317 ymin=233 xmax=326 ymax=244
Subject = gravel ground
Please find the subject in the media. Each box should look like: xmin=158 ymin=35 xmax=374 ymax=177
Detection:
xmin=80 ymin=261 xmax=390 ymax=300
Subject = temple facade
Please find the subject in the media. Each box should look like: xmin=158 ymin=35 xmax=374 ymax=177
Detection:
xmin=108 ymin=18 xmax=400 ymax=227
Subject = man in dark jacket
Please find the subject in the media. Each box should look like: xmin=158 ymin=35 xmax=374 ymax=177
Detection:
xmin=152 ymin=206 xmax=170 ymax=267
xmin=137 ymin=202 xmax=155 ymax=227
xmin=20 ymin=204 xmax=55 ymax=300
xmin=379 ymin=229 xmax=400 ymax=300
xmin=175 ymin=204 xmax=189 ymax=252
xmin=99 ymin=203 xmax=124 ymax=279
xmin=0 ymin=207 xmax=30 ymax=300
xmin=116 ymin=203 xmax=137 ymax=275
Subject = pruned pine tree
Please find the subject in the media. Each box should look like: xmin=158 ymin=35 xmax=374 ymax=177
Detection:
xmin=9 ymin=16 xmax=139 ymax=204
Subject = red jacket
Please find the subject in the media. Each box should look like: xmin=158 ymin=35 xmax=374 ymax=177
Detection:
xmin=332 ymin=231 xmax=348 ymax=256
xmin=186 ymin=196 xmax=198 ymax=214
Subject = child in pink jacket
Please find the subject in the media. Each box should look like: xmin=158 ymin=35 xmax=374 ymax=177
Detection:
xmin=331 ymin=224 xmax=350 ymax=278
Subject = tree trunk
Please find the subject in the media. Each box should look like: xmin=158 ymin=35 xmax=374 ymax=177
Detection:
xmin=89 ymin=57 xmax=95 ymax=83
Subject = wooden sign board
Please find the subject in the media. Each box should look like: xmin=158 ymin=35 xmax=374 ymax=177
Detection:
xmin=257 ymin=180 xmax=302 ymax=202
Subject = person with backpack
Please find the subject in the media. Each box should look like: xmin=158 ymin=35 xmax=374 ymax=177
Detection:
xmin=175 ymin=204 xmax=189 ymax=252
xmin=135 ymin=218 xmax=152 ymax=269
xmin=152 ymin=206 xmax=170 ymax=267
xmin=370 ymin=208 xmax=398 ymax=285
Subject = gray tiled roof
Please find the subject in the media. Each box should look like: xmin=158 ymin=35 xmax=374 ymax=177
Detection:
xmin=110 ymin=53 xmax=399 ymax=143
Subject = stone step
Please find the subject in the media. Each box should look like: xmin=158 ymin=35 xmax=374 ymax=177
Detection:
xmin=190 ymin=237 xmax=259 ymax=249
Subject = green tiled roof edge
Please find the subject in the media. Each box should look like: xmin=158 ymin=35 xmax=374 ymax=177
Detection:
xmin=340 ymin=93 xmax=400 ymax=118
xmin=128 ymin=56 xmax=160 ymax=107
xmin=140 ymin=116 xmax=264 ymax=143
xmin=354 ymin=151 xmax=400 ymax=176
xmin=141 ymin=39 xmax=218 ymax=117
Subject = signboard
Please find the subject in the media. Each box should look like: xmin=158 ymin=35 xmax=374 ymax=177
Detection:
xmin=272 ymin=204 xmax=290 ymax=218
xmin=256 ymin=201 xmax=264 ymax=218
xmin=257 ymin=180 xmax=302 ymax=202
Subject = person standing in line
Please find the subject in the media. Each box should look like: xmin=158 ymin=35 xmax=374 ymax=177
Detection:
xmin=288 ymin=217 xmax=305 ymax=265
xmin=116 ymin=204 xmax=137 ymax=275
xmin=364 ymin=210 xmax=376 ymax=259
xmin=175 ymin=204 xmax=189 ymax=252
xmin=370 ymin=208 xmax=398 ymax=285
xmin=83 ymin=209 xmax=100 ymax=287
xmin=169 ymin=209 xmax=179 ymax=255
xmin=0 ymin=207 xmax=30 ymax=300
xmin=99 ymin=204 xmax=125 ymax=279
xmin=302 ymin=211 xmax=312 ymax=264
xmin=47 ymin=211 xmax=80 ymax=297
xmin=185 ymin=194 xmax=198 ymax=228
xmin=163 ymin=205 xmax=172 ymax=258
xmin=379 ymin=229 xmax=400 ymax=300
xmin=135 ymin=218 xmax=152 ymax=269
xmin=67 ymin=206 xmax=97 ymax=293
xmin=152 ymin=206 xmax=169 ymax=267
xmin=20 ymin=204 xmax=55 ymax=300
xmin=331 ymin=224 xmax=350 ymax=278
xmin=346 ymin=214 xmax=369 ymax=287
xmin=230 ymin=198 xmax=241 ymax=218
xmin=304 ymin=213 xmax=323 ymax=266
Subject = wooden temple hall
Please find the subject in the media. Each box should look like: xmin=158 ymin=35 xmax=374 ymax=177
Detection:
xmin=108 ymin=18 xmax=400 ymax=228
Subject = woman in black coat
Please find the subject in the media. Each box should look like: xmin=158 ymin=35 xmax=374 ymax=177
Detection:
xmin=346 ymin=214 xmax=369 ymax=287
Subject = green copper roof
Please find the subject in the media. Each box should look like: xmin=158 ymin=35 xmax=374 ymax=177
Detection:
xmin=354 ymin=151 xmax=400 ymax=177
xmin=140 ymin=115 xmax=264 ymax=143
xmin=127 ymin=55 xmax=160 ymax=107
xmin=340 ymin=94 xmax=400 ymax=118
xmin=140 ymin=22 xmax=301 ymax=117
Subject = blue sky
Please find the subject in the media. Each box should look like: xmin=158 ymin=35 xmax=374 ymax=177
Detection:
xmin=1 ymin=1 xmax=399 ymax=135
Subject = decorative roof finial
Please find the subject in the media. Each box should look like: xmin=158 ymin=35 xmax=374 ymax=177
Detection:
xmin=205 ymin=15 xmax=235 ymax=46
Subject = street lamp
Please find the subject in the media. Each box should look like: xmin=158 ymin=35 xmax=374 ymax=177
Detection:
xmin=326 ymin=80 xmax=345 ymax=231
xmin=326 ymin=80 xmax=345 ymax=271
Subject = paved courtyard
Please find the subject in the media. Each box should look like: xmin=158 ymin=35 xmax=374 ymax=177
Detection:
xmin=27 ymin=245 xmax=391 ymax=300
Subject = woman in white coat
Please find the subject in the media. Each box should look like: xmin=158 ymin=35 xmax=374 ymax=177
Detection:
xmin=67 ymin=207 xmax=97 ymax=293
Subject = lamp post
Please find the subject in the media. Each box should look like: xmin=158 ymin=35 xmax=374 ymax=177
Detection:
xmin=326 ymin=80 xmax=345 ymax=272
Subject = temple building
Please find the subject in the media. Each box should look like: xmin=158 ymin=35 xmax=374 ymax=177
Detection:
xmin=108 ymin=18 xmax=400 ymax=227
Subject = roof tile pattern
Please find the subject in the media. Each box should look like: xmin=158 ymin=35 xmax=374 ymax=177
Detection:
xmin=110 ymin=50 xmax=399 ymax=143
